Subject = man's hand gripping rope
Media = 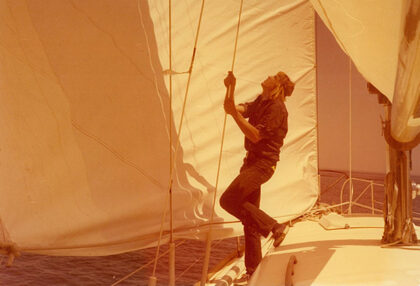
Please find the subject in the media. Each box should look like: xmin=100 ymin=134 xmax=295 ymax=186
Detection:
xmin=224 ymin=71 xmax=237 ymax=116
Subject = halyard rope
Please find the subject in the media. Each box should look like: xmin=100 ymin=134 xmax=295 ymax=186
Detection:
xmin=137 ymin=1 xmax=170 ymax=280
xmin=201 ymin=1 xmax=244 ymax=285
xmin=209 ymin=0 xmax=244 ymax=239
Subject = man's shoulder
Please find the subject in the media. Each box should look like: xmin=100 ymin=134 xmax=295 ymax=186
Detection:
xmin=270 ymin=99 xmax=288 ymax=113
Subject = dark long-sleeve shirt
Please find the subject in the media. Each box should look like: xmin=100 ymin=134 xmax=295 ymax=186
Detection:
xmin=240 ymin=94 xmax=288 ymax=165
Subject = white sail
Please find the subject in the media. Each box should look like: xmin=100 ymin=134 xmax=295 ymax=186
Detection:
xmin=148 ymin=0 xmax=318 ymax=239
xmin=310 ymin=0 xmax=402 ymax=101
xmin=310 ymin=0 xmax=420 ymax=142
xmin=0 ymin=0 xmax=317 ymax=256
xmin=0 ymin=0 xmax=174 ymax=255
xmin=391 ymin=0 xmax=420 ymax=142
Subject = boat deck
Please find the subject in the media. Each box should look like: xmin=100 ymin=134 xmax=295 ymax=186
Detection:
xmin=249 ymin=215 xmax=420 ymax=286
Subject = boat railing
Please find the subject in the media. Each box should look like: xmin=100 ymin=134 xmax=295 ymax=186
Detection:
xmin=340 ymin=177 xmax=384 ymax=215
xmin=318 ymin=171 xmax=420 ymax=223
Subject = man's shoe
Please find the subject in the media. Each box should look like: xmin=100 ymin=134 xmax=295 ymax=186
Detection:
xmin=233 ymin=273 xmax=251 ymax=285
xmin=272 ymin=223 xmax=289 ymax=247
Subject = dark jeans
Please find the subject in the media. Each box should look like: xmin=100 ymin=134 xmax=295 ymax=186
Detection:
xmin=219 ymin=157 xmax=277 ymax=274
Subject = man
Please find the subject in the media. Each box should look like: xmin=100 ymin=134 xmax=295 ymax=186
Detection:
xmin=220 ymin=71 xmax=294 ymax=281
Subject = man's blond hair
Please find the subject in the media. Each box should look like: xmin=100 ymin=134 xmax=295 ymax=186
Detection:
xmin=270 ymin=72 xmax=295 ymax=100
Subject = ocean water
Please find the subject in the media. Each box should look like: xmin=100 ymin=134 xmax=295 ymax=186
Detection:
xmin=1 ymin=172 xmax=419 ymax=285
xmin=0 ymin=237 xmax=240 ymax=285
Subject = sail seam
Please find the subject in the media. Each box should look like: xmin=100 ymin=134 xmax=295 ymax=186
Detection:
xmin=71 ymin=120 xmax=165 ymax=189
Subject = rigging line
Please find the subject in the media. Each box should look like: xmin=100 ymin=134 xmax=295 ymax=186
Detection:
xmin=169 ymin=0 xmax=206 ymax=250
xmin=169 ymin=0 xmax=173 ymax=245
xmin=145 ymin=0 xmax=208 ymax=279
xmin=168 ymin=199 xmax=391 ymax=236
xmin=209 ymin=0 xmax=244 ymax=240
xmin=137 ymin=0 xmax=173 ymax=280
xmin=137 ymin=0 xmax=171 ymax=142
xmin=170 ymin=0 xmax=206 ymax=171
xmin=151 ymin=183 xmax=170 ymax=278
xmin=314 ymin=8 xmax=321 ymax=200
xmin=168 ymin=1 xmax=176 ymax=285
xmin=201 ymin=1 xmax=244 ymax=285
xmin=175 ymin=239 xmax=223 ymax=281
xmin=230 ymin=0 xmax=244 ymax=72
xmin=111 ymin=240 xmax=186 ymax=286
xmin=348 ymin=57 xmax=354 ymax=214
xmin=168 ymin=0 xmax=173 ymax=230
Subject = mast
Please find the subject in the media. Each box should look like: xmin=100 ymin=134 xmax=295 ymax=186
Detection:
xmin=367 ymin=83 xmax=418 ymax=245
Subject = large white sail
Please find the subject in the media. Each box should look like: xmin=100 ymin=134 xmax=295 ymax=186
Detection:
xmin=0 ymin=0 xmax=317 ymax=256
xmin=310 ymin=0 xmax=420 ymax=142
xmin=147 ymin=0 xmax=318 ymax=239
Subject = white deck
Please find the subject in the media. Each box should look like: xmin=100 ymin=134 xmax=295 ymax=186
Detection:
xmin=249 ymin=215 xmax=420 ymax=286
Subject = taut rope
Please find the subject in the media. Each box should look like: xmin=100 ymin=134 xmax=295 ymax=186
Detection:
xmin=201 ymin=1 xmax=244 ymax=285
xmin=142 ymin=0 xmax=207 ymax=285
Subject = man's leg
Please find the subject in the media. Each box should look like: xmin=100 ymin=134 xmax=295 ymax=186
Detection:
xmin=220 ymin=166 xmax=256 ymax=220
xmin=244 ymin=188 xmax=262 ymax=275
xmin=241 ymin=165 xmax=278 ymax=237
xmin=220 ymin=164 xmax=278 ymax=236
